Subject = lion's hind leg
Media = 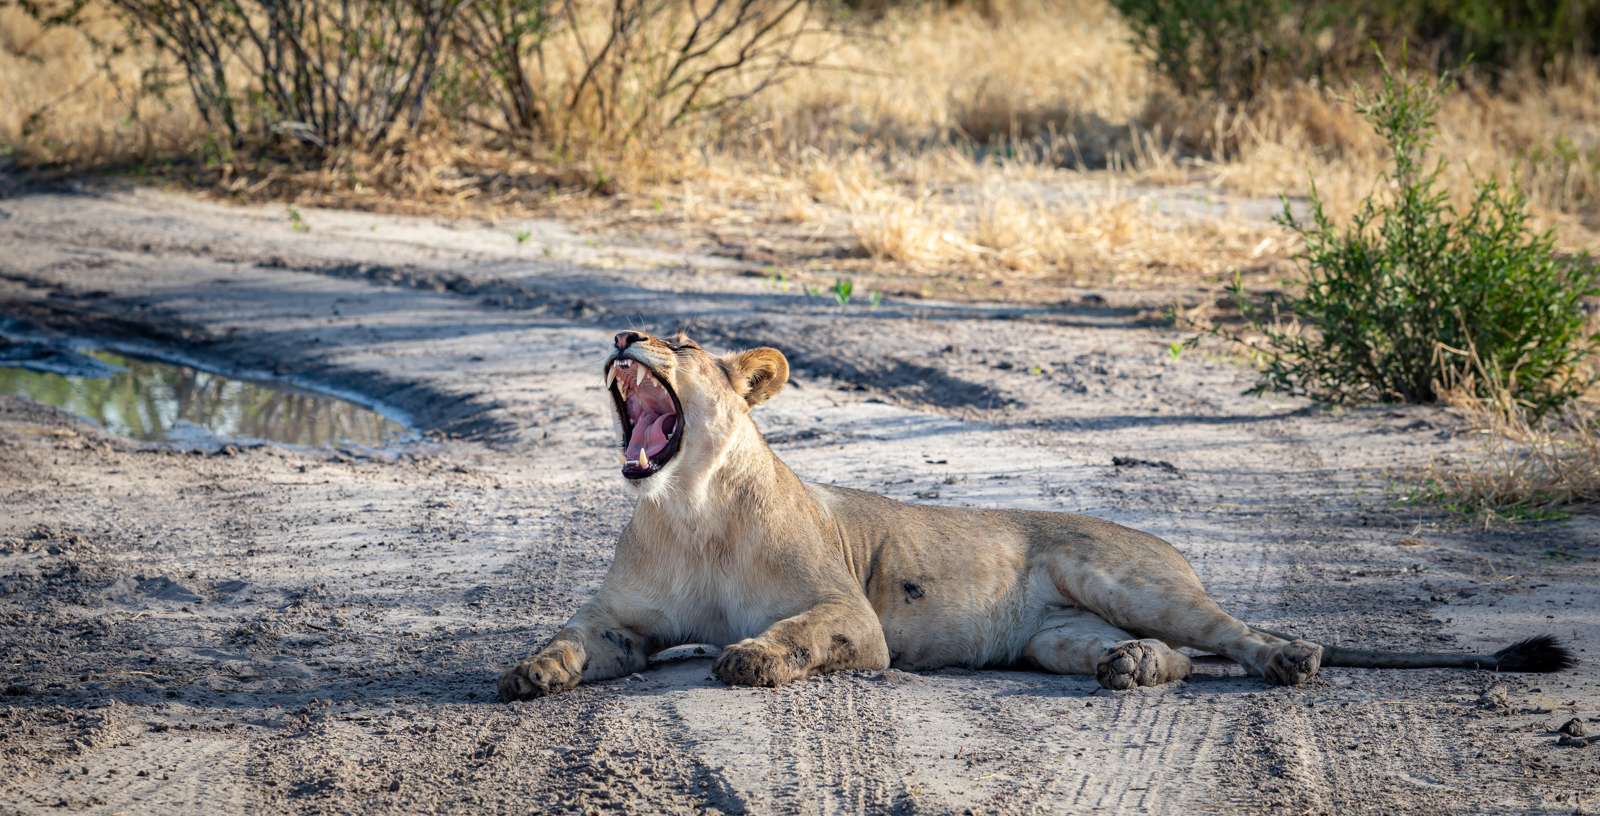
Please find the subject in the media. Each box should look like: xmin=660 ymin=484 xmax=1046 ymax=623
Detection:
xmin=1043 ymin=537 xmax=1322 ymax=686
xmin=1022 ymin=607 xmax=1192 ymax=690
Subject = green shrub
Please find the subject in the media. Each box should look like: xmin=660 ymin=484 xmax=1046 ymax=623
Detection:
xmin=1400 ymin=0 xmax=1600 ymax=78
xmin=1108 ymin=0 xmax=1290 ymax=99
xmin=1230 ymin=57 xmax=1600 ymax=416
xmin=1110 ymin=0 xmax=1600 ymax=102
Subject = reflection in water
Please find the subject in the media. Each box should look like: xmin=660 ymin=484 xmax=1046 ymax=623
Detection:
xmin=0 ymin=351 xmax=410 ymax=448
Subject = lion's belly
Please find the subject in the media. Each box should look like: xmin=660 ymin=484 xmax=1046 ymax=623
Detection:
xmin=867 ymin=530 xmax=1063 ymax=671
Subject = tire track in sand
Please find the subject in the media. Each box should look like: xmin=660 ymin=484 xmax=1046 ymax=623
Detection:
xmin=4 ymin=735 xmax=255 ymax=814
xmin=640 ymin=659 xmax=913 ymax=815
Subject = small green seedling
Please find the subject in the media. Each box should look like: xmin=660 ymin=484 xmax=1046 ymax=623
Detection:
xmin=829 ymin=278 xmax=853 ymax=306
xmin=286 ymin=204 xmax=309 ymax=233
xmin=869 ymin=289 xmax=882 ymax=307
xmin=1168 ymin=335 xmax=1201 ymax=360
xmin=513 ymin=228 xmax=532 ymax=244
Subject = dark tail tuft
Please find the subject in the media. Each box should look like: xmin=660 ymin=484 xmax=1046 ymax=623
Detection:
xmin=1491 ymin=635 xmax=1576 ymax=673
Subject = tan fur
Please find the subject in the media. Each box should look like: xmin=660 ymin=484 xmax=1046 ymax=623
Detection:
xmin=499 ymin=332 xmax=1325 ymax=701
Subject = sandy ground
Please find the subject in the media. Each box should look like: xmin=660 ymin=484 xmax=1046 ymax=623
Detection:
xmin=0 ymin=186 xmax=1597 ymax=815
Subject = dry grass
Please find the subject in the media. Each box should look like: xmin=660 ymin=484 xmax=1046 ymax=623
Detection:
xmin=1214 ymin=75 xmax=1600 ymax=246
xmin=1416 ymin=345 xmax=1600 ymax=520
xmin=0 ymin=5 xmax=203 ymax=166
xmin=6 ymin=0 xmax=1600 ymax=298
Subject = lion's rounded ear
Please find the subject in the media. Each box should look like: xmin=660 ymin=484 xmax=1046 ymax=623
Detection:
xmin=721 ymin=347 xmax=789 ymax=407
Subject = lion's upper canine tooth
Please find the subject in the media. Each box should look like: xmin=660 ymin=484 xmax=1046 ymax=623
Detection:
xmin=606 ymin=365 xmax=616 ymax=388
xmin=635 ymin=366 xmax=646 ymax=386
xmin=638 ymin=450 xmax=649 ymax=468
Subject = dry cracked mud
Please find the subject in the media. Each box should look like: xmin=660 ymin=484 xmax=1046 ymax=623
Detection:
xmin=0 ymin=186 xmax=1597 ymax=815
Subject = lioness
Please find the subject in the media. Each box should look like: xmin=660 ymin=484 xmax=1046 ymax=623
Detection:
xmin=499 ymin=331 xmax=1572 ymax=700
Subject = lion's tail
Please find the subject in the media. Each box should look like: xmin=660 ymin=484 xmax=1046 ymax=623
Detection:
xmin=1251 ymin=628 xmax=1576 ymax=673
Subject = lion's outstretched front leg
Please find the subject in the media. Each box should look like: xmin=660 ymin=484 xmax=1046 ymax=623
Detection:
xmin=498 ymin=603 xmax=653 ymax=701
xmin=712 ymin=597 xmax=889 ymax=687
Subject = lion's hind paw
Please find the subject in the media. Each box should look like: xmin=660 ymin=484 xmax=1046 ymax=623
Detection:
xmin=1261 ymin=639 xmax=1322 ymax=686
xmin=1095 ymin=639 xmax=1192 ymax=691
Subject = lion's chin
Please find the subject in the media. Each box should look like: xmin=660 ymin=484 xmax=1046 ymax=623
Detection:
xmin=608 ymin=357 xmax=684 ymax=479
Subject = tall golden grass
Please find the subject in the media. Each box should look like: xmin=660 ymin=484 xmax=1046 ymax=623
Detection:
xmin=5 ymin=0 xmax=1600 ymax=293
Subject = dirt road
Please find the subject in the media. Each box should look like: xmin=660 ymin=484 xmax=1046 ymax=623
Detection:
xmin=0 ymin=187 xmax=1597 ymax=815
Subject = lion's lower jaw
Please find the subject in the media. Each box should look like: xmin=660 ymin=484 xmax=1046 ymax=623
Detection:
xmin=628 ymin=425 xmax=769 ymax=499
xmin=620 ymin=449 xmax=705 ymax=501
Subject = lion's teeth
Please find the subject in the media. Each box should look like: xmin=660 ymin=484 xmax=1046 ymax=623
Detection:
xmin=617 ymin=452 xmax=627 ymax=465
xmin=606 ymin=365 xmax=616 ymax=388
xmin=638 ymin=450 xmax=648 ymax=468
xmin=635 ymin=366 xmax=646 ymax=386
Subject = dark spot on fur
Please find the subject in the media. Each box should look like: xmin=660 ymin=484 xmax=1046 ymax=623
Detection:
xmin=829 ymin=634 xmax=857 ymax=665
xmin=902 ymin=581 xmax=924 ymax=602
xmin=788 ymin=646 xmax=811 ymax=668
xmin=603 ymin=630 xmax=633 ymax=659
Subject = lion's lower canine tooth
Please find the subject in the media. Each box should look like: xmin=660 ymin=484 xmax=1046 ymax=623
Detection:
xmin=639 ymin=450 xmax=648 ymax=468
xmin=617 ymin=452 xmax=627 ymax=465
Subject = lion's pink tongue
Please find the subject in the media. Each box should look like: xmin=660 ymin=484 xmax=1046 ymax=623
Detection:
xmin=624 ymin=412 xmax=676 ymax=463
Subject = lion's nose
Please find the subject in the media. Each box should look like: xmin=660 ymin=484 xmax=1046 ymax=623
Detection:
xmin=615 ymin=331 xmax=647 ymax=349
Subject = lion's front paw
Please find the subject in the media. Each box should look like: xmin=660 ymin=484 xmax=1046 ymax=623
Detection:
xmin=498 ymin=654 xmax=577 ymax=702
xmin=1095 ymin=639 xmax=1192 ymax=691
xmin=713 ymin=638 xmax=805 ymax=688
xmin=1261 ymin=639 xmax=1322 ymax=686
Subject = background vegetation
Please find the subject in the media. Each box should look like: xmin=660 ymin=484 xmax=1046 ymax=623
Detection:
xmin=3 ymin=0 xmax=1600 ymax=509
xmin=1232 ymin=59 xmax=1598 ymax=415
xmin=11 ymin=0 xmax=1600 ymax=247
xmin=1113 ymin=0 xmax=1600 ymax=101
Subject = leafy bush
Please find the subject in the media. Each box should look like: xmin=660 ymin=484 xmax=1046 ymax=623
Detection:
xmin=1230 ymin=57 xmax=1600 ymax=416
xmin=1108 ymin=0 xmax=1289 ymax=99
xmin=1399 ymin=0 xmax=1600 ymax=78
xmin=1110 ymin=0 xmax=1600 ymax=102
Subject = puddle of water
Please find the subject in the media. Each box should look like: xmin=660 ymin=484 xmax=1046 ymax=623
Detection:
xmin=0 ymin=350 xmax=411 ymax=448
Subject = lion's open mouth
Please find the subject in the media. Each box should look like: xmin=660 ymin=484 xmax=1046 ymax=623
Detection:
xmin=608 ymin=358 xmax=683 ymax=479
